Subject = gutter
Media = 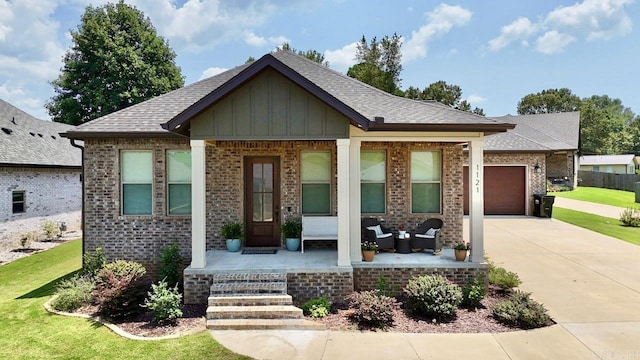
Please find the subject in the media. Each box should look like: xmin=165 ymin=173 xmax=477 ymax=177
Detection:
xmin=69 ymin=138 xmax=86 ymax=263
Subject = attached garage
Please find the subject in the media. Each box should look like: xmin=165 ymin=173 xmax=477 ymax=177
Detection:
xmin=463 ymin=166 xmax=526 ymax=215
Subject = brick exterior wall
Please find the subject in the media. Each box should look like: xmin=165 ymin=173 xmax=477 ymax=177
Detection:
xmin=464 ymin=152 xmax=547 ymax=215
xmin=286 ymin=271 xmax=354 ymax=305
xmin=547 ymin=152 xmax=575 ymax=188
xmin=0 ymin=167 xmax=81 ymax=248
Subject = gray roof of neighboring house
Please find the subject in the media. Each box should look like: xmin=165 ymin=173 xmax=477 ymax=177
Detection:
xmin=484 ymin=112 xmax=580 ymax=152
xmin=579 ymin=154 xmax=636 ymax=166
xmin=0 ymin=99 xmax=81 ymax=167
xmin=64 ymin=51 xmax=514 ymax=139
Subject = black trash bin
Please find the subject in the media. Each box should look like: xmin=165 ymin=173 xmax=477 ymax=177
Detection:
xmin=533 ymin=194 xmax=555 ymax=218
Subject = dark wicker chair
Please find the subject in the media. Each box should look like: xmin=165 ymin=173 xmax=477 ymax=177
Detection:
xmin=361 ymin=218 xmax=394 ymax=250
xmin=410 ymin=218 xmax=443 ymax=254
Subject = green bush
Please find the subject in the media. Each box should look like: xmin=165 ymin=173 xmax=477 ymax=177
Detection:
xmin=301 ymin=296 xmax=331 ymax=318
xmin=346 ymin=290 xmax=399 ymax=329
xmin=51 ymin=274 xmax=95 ymax=312
xmin=375 ymin=275 xmax=397 ymax=297
xmin=492 ymin=290 xmax=551 ymax=329
xmin=620 ymin=208 xmax=640 ymax=227
xmin=94 ymin=260 xmax=149 ymax=319
xmin=404 ymin=274 xmax=462 ymax=319
xmin=142 ymin=280 xmax=183 ymax=323
xmin=488 ymin=266 xmax=521 ymax=291
xmin=82 ymin=247 xmax=106 ymax=278
xmin=41 ymin=220 xmax=60 ymax=240
xmin=461 ymin=274 xmax=487 ymax=308
xmin=159 ymin=243 xmax=184 ymax=289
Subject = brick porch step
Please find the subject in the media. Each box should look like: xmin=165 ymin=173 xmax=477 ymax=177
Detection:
xmin=206 ymin=319 xmax=325 ymax=330
xmin=206 ymin=305 xmax=302 ymax=320
xmin=208 ymin=294 xmax=293 ymax=307
xmin=209 ymin=282 xmax=287 ymax=296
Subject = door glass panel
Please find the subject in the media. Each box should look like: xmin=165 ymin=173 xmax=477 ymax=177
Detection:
xmin=253 ymin=164 xmax=263 ymax=192
xmin=263 ymin=164 xmax=273 ymax=192
xmin=263 ymin=193 xmax=273 ymax=221
xmin=253 ymin=193 xmax=263 ymax=221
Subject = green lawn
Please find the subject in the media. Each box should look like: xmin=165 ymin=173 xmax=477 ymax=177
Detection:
xmin=553 ymin=207 xmax=640 ymax=246
xmin=553 ymin=186 xmax=639 ymax=209
xmin=0 ymin=240 xmax=249 ymax=360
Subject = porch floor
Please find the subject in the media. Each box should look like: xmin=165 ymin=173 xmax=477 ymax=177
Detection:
xmin=186 ymin=248 xmax=485 ymax=274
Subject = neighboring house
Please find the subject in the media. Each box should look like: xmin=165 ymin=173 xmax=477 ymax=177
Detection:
xmin=579 ymin=154 xmax=637 ymax=174
xmin=463 ymin=112 xmax=580 ymax=215
xmin=62 ymin=51 xmax=514 ymax=304
xmin=0 ymin=99 xmax=82 ymax=250
xmin=636 ymin=156 xmax=640 ymax=173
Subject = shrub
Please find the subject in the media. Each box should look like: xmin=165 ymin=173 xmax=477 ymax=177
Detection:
xmin=488 ymin=266 xmax=521 ymax=291
xmin=404 ymin=274 xmax=462 ymax=319
xmin=142 ymin=280 xmax=183 ymax=323
xmin=51 ymin=274 xmax=95 ymax=312
xmin=301 ymin=296 xmax=331 ymax=318
xmin=41 ymin=220 xmax=60 ymax=240
xmin=620 ymin=208 xmax=640 ymax=227
xmin=19 ymin=231 xmax=37 ymax=248
xmin=375 ymin=275 xmax=397 ymax=297
xmin=159 ymin=243 xmax=184 ymax=289
xmin=93 ymin=260 xmax=149 ymax=319
xmin=461 ymin=274 xmax=487 ymax=308
xmin=346 ymin=290 xmax=399 ymax=329
xmin=82 ymin=247 xmax=106 ymax=278
xmin=492 ymin=290 xmax=551 ymax=329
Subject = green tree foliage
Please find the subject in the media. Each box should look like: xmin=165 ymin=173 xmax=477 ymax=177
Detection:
xmin=404 ymin=81 xmax=485 ymax=116
xmin=47 ymin=1 xmax=184 ymax=125
xmin=347 ymin=34 xmax=403 ymax=94
xmin=277 ymin=43 xmax=328 ymax=66
xmin=517 ymin=88 xmax=581 ymax=115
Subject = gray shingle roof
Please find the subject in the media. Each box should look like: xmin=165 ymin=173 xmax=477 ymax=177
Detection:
xmin=485 ymin=112 xmax=580 ymax=152
xmin=0 ymin=99 xmax=81 ymax=167
xmin=579 ymin=154 xmax=636 ymax=166
xmin=65 ymin=51 xmax=513 ymax=139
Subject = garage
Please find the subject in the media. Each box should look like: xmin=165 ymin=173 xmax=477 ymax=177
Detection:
xmin=463 ymin=166 xmax=526 ymax=215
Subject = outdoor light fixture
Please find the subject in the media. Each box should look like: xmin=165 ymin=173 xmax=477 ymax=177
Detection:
xmin=534 ymin=163 xmax=542 ymax=174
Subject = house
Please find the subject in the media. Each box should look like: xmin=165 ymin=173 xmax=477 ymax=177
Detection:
xmin=579 ymin=154 xmax=637 ymax=174
xmin=462 ymin=112 xmax=580 ymax=215
xmin=0 ymin=99 xmax=82 ymax=248
xmin=62 ymin=51 xmax=515 ymax=304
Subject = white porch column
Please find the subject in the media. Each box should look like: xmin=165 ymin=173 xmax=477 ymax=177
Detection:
xmin=349 ymin=139 xmax=362 ymax=262
xmin=468 ymin=139 xmax=484 ymax=263
xmin=190 ymin=140 xmax=207 ymax=268
xmin=336 ymin=139 xmax=351 ymax=267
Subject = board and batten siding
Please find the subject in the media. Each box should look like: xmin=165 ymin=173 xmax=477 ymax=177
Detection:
xmin=190 ymin=68 xmax=350 ymax=140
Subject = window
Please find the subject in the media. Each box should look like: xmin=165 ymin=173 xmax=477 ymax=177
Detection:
xmin=593 ymin=165 xmax=600 ymax=172
xmin=167 ymin=150 xmax=191 ymax=215
xmin=360 ymin=151 xmax=386 ymax=213
xmin=121 ymin=151 xmax=152 ymax=215
xmin=411 ymin=151 xmax=441 ymax=213
xmin=301 ymin=151 xmax=331 ymax=214
xmin=12 ymin=191 xmax=25 ymax=213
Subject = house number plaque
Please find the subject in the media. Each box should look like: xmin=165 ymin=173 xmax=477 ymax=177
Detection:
xmin=475 ymin=164 xmax=481 ymax=193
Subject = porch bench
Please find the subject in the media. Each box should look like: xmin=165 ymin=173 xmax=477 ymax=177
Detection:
xmin=301 ymin=215 xmax=338 ymax=253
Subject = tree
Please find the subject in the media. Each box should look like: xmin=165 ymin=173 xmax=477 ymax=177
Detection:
xmin=347 ymin=34 xmax=402 ymax=94
xmin=516 ymin=88 xmax=581 ymax=115
xmin=404 ymin=81 xmax=485 ymax=116
xmin=277 ymin=43 xmax=328 ymax=66
xmin=579 ymin=95 xmax=635 ymax=155
xmin=47 ymin=1 xmax=184 ymax=125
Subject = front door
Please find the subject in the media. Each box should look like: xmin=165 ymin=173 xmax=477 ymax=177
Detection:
xmin=244 ymin=157 xmax=280 ymax=247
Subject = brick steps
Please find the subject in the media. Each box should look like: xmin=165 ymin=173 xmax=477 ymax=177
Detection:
xmin=206 ymin=272 xmax=324 ymax=331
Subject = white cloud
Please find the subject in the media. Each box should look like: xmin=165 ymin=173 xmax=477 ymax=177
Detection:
xmin=199 ymin=67 xmax=228 ymax=80
xmin=403 ymin=4 xmax=472 ymax=63
xmin=488 ymin=17 xmax=538 ymax=51
xmin=466 ymin=94 xmax=487 ymax=105
xmin=535 ymin=31 xmax=576 ymax=54
xmin=0 ymin=81 xmax=49 ymax=119
xmin=324 ymin=42 xmax=358 ymax=73
xmin=488 ymin=0 xmax=634 ymax=54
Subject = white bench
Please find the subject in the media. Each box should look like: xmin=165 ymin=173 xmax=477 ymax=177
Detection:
xmin=301 ymin=215 xmax=338 ymax=253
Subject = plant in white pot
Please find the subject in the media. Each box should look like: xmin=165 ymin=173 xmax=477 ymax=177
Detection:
xmin=281 ymin=218 xmax=302 ymax=251
xmin=221 ymin=221 xmax=243 ymax=252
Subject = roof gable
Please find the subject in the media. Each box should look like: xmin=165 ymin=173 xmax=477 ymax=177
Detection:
xmin=486 ymin=112 xmax=580 ymax=152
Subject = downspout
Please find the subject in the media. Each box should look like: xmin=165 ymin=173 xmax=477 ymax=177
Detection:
xmin=69 ymin=139 xmax=85 ymax=263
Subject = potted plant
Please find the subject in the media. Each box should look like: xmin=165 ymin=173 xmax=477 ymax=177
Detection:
xmin=453 ymin=241 xmax=470 ymax=261
xmin=398 ymin=223 xmax=407 ymax=239
xmin=361 ymin=241 xmax=379 ymax=262
xmin=281 ymin=218 xmax=302 ymax=251
xmin=221 ymin=221 xmax=243 ymax=252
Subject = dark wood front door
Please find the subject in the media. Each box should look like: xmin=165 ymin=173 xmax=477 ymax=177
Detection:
xmin=244 ymin=157 xmax=280 ymax=247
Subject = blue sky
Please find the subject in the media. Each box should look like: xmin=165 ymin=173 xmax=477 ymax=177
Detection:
xmin=0 ymin=0 xmax=637 ymax=120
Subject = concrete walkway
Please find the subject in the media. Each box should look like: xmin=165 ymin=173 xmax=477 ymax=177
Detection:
xmin=211 ymin=218 xmax=640 ymax=359
xmin=553 ymin=196 xmax=631 ymax=218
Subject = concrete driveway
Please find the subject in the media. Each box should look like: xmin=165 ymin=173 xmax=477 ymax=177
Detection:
xmin=212 ymin=217 xmax=640 ymax=359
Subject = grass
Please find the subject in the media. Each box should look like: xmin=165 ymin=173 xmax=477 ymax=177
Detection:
xmin=0 ymin=240 xmax=250 ymax=360
xmin=553 ymin=186 xmax=639 ymax=209
xmin=553 ymin=207 xmax=640 ymax=246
